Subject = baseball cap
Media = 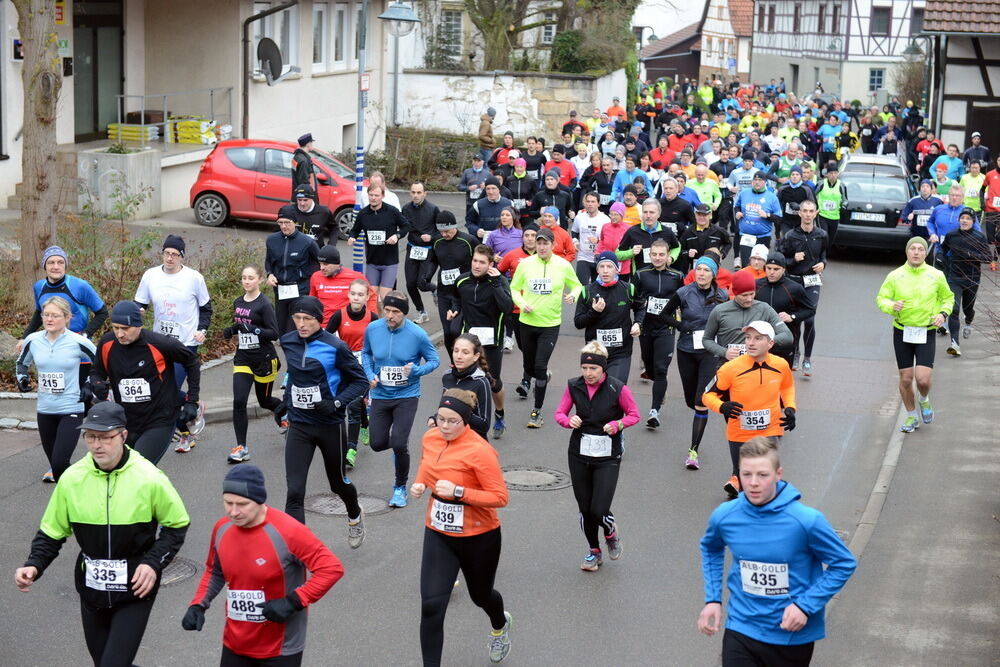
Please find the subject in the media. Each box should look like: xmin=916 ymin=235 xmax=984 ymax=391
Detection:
xmin=742 ymin=320 xmax=776 ymax=339
xmin=294 ymin=184 xmax=315 ymax=198
xmin=77 ymin=401 xmax=128 ymax=432
xmin=694 ymin=203 xmax=712 ymax=215
xmin=536 ymin=228 xmax=555 ymax=243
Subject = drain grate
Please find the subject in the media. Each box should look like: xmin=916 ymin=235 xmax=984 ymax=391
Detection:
xmin=305 ymin=493 xmax=391 ymax=517
xmin=501 ymin=465 xmax=572 ymax=491
xmin=160 ymin=557 xmax=199 ymax=587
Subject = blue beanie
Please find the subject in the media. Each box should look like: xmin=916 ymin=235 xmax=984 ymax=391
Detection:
xmin=543 ymin=205 xmax=561 ymax=221
xmin=223 ymin=464 xmax=267 ymax=504
xmin=694 ymin=256 xmax=718 ymax=276
xmin=595 ymin=251 xmax=621 ymax=272
xmin=41 ymin=245 xmax=68 ymax=270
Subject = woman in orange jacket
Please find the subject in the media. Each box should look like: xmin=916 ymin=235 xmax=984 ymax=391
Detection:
xmin=411 ymin=389 xmax=512 ymax=665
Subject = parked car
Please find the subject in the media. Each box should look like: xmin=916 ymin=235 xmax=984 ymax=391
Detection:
xmin=190 ymin=139 xmax=365 ymax=238
xmin=839 ymin=152 xmax=909 ymax=178
xmin=834 ymin=162 xmax=916 ymax=250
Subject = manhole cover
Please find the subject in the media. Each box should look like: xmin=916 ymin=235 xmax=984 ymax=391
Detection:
xmin=160 ymin=557 xmax=199 ymax=587
xmin=305 ymin=493 xmax=391 ymax=517
xmin=501 ymin=465 xmax=571 ymax=491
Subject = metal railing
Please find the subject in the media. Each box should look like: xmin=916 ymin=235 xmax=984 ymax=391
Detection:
xmin=113 ymin=87 xmax=234 ymax=146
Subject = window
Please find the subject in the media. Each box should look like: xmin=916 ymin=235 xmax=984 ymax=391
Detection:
xmin=817 ymin=5 xmax=826 ymax=33
xmin=313 ymin=2 xmax=328 ymax=72
xmin=253 ymin=2 xmax=299 ymax=75
xmin=264 ymin=149 xmax=293 ymax=178
xmin=910 ymin=8 xmax=924 ymax=34
xmin=542 ymin=12 xmax=557 ymax=45
xmin=354 ymin=5 xmax=363 ymax=61
xmin=871 ymin=6 xmax=891 ymax=35
xmin=334 ymin=3 xmax=347 ymax=65
xmin=440 ymin=9 xmax=463 ymax=51
xmin=757 ymin=4 xmax=765 ymax=30
xmin=767 ymin=4 xmax=776 ymax=31
xmin=793 ymin=3 xmax=802 ymax=31
xmin=831 ymin=5 xmax=841 ymax=33
xmin=868 ymin=67 xmax=885 ymax=91
xmin=225 ymin=147 xmax=258 ymax=171
xmin=706 ymin=37 xmax=713 ymax=56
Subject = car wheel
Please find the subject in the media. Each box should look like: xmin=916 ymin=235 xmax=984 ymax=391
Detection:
xmin=193 ymin=193 xmax=229 ymax=227
xmin=334 ymin=207 xmax=356 ymax=240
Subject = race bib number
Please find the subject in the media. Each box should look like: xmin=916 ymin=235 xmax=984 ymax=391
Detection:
xmin=291 ymin=385 xmax=320 ymax=409
xmin=740 ymin=234 xmax=756 ymax=247
xmin=902 ymin=325 xmax=927 ymax=344
xmin=915 ymin=214 xmax=929 ymax=227
xmin=513 ymin=198 xmax=526 ymax=210
xmin=227 ymin=590 xmax=266 ymax=623
xmin=596 ymin=328 xmax=623 ymax=347
xmin=238 ymin=332 xmax=260 ymax=350
xmin=367 ymin=230 xmax=386 ymax=245
xmin=664 ymin=222 xmax=677 ymax=235
xmin=740 ymin=408 xmax=771 ymax=431
xmin=431 ymin=499 xmax=464 ymax=533
xmin=277 ymin=284 xmax=299 ymax=300
xmin=740 ymin=560 xmax=789 ymax=596
xmin=803 ymin=274 xmax=822 ymax=287
xmin=642 ymin=248 xmax=652 ymax=264
xmin=353 ymin=350 xmax=363 ymax=362
xmin=84 ymin=557 xmax=128 ymax=591
xmin=822 ymin=200 xmax=837 ymax=211
xmin=158 ymin=320 xmax=180 ymax=338
xmin=785 ymin=202 xmax=800 ymax=215
xmin=118 ymin=378 xmax=151 ymax=403
xmin=38 ymin=372 xmax=65 ymax=394
xmin=965 ymin=188 xmax=980 ymax=199
xmin=409 ymin=245 xmax=429 ymax=261
xmin=992 ymin=196 xmax=1000 ymax=208
xmin=380 ymin=366 xmax=408 ymax=386
xmin=468 ymin=326 xmax=495 ymax=346
xmin=440 ymin=268 xmax=460 ymax=285
xmin=469 ymin=188 xmax=482 ymax=199
xmin=528 ymin=278 xmax=552 ymax=295
xmin=728 ymin=343 xmax=746 ymax=355
xmin=646 ymin=297 xmax=667 ymax=315
xmin=580 ymin=433 xmax=613 ymax=457
xmin=692 ymin=330 xmax=705 ymax=350
xmin=599 ymin=193 xmax=611 ymax=205
xmin=527 ymin=170 xmax=540 ymax=180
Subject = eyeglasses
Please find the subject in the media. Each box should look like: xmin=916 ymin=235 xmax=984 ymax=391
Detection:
xmin=84 ymin=431 xmax=124 ymax=444
xmin=436 ymin=415 xmax=464 ymax=426
xmin=162 ymin=251 xmax=182 ymax=258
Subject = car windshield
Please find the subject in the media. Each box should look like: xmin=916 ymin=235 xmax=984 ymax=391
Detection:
xmin=842 ymin=174 xmax=911 ymax=207
xmin=311 ymin=149 xmax=354 ymax=178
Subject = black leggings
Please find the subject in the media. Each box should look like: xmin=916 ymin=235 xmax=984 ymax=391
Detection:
xmin=519 ymin=323 xmax=560 ymax=409
xmin=284 ymin=421 xmax=360 ymax=523
xmin=568 ymin=451 xmax=621 ymax=550
xmin=420 ymin=527 xmax=506 ymax=667
xmin=232 ymin=372 xmax=283 ymax=446
xmin=220 ymin=646 xmax=303 ymax=667
xmin=575 ymin=260 xmax=596 ymax=286
xmin=722 ymin=628 xmax=814 ymax=667
xmin=126 ymin=423 xmax=176 ymax=465
xmin=404 ymin=255 xmax=427 ymax=313
xmin=677 ymin=349 xmax=719 ymax=410
xmin=274 ymin=291 xmax=303 ymax=336
xmin=639 ymin=333 xmax=675 ymax=410
xmin=794 ymin=284 xmax=821 ymax=358
xmin=947 ymin=278 xmax=978 ymax=338
xmin=436 ymin=296 xmax=460 ymax=364
xmin=605 ymin=350 xmax=632 ymax=385
xmin=346 ymin=392 xmax=369 ymax=447
xmin=80 ymin=597 xmax=154 ymax=667
xmin=369 ymin=397 xmax=419 ymax=487
xmin=36 ymin=412 xmax=82 ymax=480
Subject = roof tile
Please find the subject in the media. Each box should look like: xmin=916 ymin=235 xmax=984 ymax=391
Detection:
xmin=729 ymin=0 xmax=754 ymax=36
xmin=639 ymin=22 xmax=701 ymax=59
xmin=924 ymin=0 xmax=1000 ymax=32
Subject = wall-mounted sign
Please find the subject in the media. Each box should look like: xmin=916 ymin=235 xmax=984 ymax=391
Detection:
xmin=58 ymin=39 xmax=70 ymax=57
xmin=12 ymin=39 xmax=24 ymax=62
xmin=55 ymin=1 xmax=67 ymax=26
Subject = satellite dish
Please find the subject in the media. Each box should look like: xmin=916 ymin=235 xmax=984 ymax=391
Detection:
xmin=257 ymin=37 xmax=300 ymax=86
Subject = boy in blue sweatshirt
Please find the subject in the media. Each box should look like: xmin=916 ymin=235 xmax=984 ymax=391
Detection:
xmin=698 ymin=437 xmax=856 ymax=665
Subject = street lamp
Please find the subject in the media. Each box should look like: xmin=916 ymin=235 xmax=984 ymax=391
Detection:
xmin=352 ymin=1 xmax=420 ymax=270
xmin=379 ymin=2 xmax=421 ymax=128
xmin=902 ymin=36 xmax=933 ymax=124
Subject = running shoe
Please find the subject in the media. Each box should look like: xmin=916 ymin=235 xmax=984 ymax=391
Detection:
xmin=991 ymin=261 xmax=997 ymax=271
xmin=493 ymin=417 xmax=506 ymax=439
xmin=900 ymin=415 xmax=920 ymax=433
xmin=488 ymin=611 xmax=512 ymax=663
xmin=802 ymin=358 xmax=812 ymax=376
xmin=723 ymin=475 xmax=740 ymax=498
xmin=791 ymin=352 xmax=800 ymax=371
xmin=946 ymin=340 xmax=961 ymax=356
xmin=640 ymin=371 xmax=650 ymax=381
xmin=526 ymin=409 xmax=543 ymax=428
xmin=515 ymin=379 xmax=530 ymax=398
xmin=227 ymin=445 xmax=250 ymax=463
xmin=41 ymin=469 xmax=55 ymax=483
xmin=415 ymin=311 xmax=430 ymax=324
xmin=685 ymin=449 xmax=700 ymax=470
xmin=936 ymin=326 xmax=948 ymax=336
xmin=359 ymin=426 xmax=369 ymax=446
xmin=389 ymin=485 xmax=408 ymax=508
xmin=606 ymin=532 xmax=622 ymax=560
xmin=580 ymin=549 xmax=603 ymax=571
xmin=919 ymin=399 xmax=934 ymax=424
xmin=347 ymin=511 xmax=365 ymax=549
xmin=345 ymin=448 xmax=357 ymax=469
xmin=503 ymin=335 xmax=514 ymax=352
xmin=175 ymin=432 xmax=195 ymax=453
xmin=646 ymin=408 xmax=660 ymax=429
xmin=187 ymin=400 xmax=206 ymax=436
xmin=962 ymin=325 xmax=973 ymax=339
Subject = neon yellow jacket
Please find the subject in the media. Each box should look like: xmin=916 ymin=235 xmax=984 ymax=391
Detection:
xmin=875 ymin=262 xmax=953 ymax=329
xmin=510 ymin=254 xmax=582 ymax=327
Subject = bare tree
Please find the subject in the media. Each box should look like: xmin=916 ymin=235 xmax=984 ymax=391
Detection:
xmin=463 ymin=0 xmax=561 ymax=70
xmin=11 ymin=0 xmax=63 ymax=308
xmin=890 ymin=60 xmax=925 ymax=112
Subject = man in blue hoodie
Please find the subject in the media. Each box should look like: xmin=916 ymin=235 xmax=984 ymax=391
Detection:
xmin=698 ymin=437 xmax=856 ymax=665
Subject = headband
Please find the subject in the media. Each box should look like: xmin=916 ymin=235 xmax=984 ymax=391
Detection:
xmin=382 ymin=295 xmax=410 ymax=315
xmin=580 ymin=352 xmax=608 ymax=369
xmin=438 ymin=395 xmax=473 ymax=424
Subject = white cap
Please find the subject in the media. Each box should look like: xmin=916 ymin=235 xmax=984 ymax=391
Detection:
xmin=742 ymin=320 xmax=776 ymax=339
xmin=971 ymin=131 xmax=982 ymax=138
xmin=750 ymin=243 xmax=770 ymax=260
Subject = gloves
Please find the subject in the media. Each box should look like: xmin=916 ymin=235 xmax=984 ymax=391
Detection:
xmin=92 ymin=378 xmax=109 ymax=401
xmin=181 ymin=604 xmax=205 ymax=631
xmin=238 ymin=322 xmax=261 ymax=335
xmin=222 ymin=326 xmax=235 ymax=339
xmin=179 ymin=401 xmax=199 ymax=425
xmin=16 ymin=375 xmax=31 ymax=393
xmin=273 ymin=403 xmax=288 ymax=428
xmin=720 ymin=401 xmax=744 ymax=420
xmin=314 ymin=399 xmax=342 ymax=417
xmin=79 ymin=381 xmax=94 ymax=405
xmin=780 ymin=407 xmax=796 ymax=431
xmin=260 ymin=593 xmax=303 ymax=623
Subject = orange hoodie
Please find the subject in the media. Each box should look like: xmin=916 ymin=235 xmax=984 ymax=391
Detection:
xmin=415 ymin=426 xmax=509 ymax=537
xmin=541 ymin=223 xmax=577 ymax=262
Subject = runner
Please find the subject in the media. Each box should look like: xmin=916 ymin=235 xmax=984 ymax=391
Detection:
xmin=900 ymin=179 xmax=944 ymax=241
xmin=779 ymin=200 xmax=829 ymax=375
xmin=15 ymin=296 xmax=96 ymax=482
xmin=363 ymin=291 xmax=440 ymax=507
xmin=182 ymin=465 xmax=344 ymax=666
xmin=571 ymin=191 xmax=611 ymax=284
xmin=411 ymin=389 xmax=512 ymax=666
xmin=754 ymin=253 xmax=816 ymax=370
xmin=134 ymin=234 xmax=210 ymax=452
xmin=223 ymin=265 xmax=284 ymax=464
xmin=420 ymin=210 xmax=476 ymax=360
xmin=554 ymin=342 xmax=640 ymax=571
xmin=574 ymin=252 xmax=638 ymax=383
xmin=677 ymin=204 xmax=732 ymax=274
xmin=776 ymin=166 xmax=816 ymax=240
xmin=703 ymin=320 xmax=797 ymax=498
xmin=348 ymin=183 xmax=409 ymax=301
xmin=703 ymin=270 xmax=793 ymax=366
xmin=617 ymin=199 xmax=681 ymax=275
xmin=697 ymin=437 xmax=857 ymax=666
xmin=280 ymin=296 xmax=368 ymax=548
xmin=399 ymin=182 xmax=440 ymax=324
xmin=14 ymin=401 xmax=189 ymax=667
xmin=278 ymin=184 xmax=336 ymax=245
xmin=983 ymin=154 xmax=1000 ymax=270
xmin=453 ymin=245 xmax=514 ymax=437
xmin=496 ymin=222 xmax=538 ymax=351
xmin=875 ymin=237 xmax=953 ymax=432
xmin=734 ymin=172 xmax=782 ymax=266
xmin=266 ymin=216 xmax=321 ymax=337
xmin=434 ymin=334 xmax=501 ymax=440
xmin=814 ymin=162 xmax=847 ymax=242
xmin=941 ymin=208 xmax=992 ymax=356
xmin=309 ymin=245 xmax=378 ymax=327
xmin=633 ymin=240 xmax=685 ymax=428
xmin=91 ymin=301 xmax=202 ymax=464
xmin=467 ymin=177 xmax=514 ymax=241
xmin=509 ymin=228 xmax=583 ymax=428
xmin=536 ymin=207 xmax=577 ymax=261
xmin=484 ymin=207 xmax=524 ymax=261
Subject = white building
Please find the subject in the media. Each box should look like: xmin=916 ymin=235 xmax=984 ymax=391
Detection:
xmin=700 ymin=0 xmax=753 ymax=82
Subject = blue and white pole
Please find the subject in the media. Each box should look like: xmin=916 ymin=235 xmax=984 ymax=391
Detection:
xmin=352 ymin=0 xmax=370 ymax=273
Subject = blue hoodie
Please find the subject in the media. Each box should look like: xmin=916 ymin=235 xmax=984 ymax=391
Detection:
xmin=700 ymin=481 xmax=857 ymax=645
xmin=362 ymin=319 xmax=440 ymax=400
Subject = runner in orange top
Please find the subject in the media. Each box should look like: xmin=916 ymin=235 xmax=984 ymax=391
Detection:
xmin=411 ymin=389 xmax=512 ymax=665
xmin=703 ymin=320 xmax=796 ymax=498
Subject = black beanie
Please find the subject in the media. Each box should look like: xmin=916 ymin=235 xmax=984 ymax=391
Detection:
xmin=223 ymin=464 xmax=267 ymax=503
xmin=163 ymin=234 xmax=186 ymax=256
xmin=290 ymin=296 xmax=324 ymax=321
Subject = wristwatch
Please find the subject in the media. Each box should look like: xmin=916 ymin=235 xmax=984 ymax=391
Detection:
xmin=453 ymin=486 xmax=465 ymax=500
xmin=334 ymin=399 xmax=343 ymax=409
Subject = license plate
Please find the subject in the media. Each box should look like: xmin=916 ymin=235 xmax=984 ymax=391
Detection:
xmin=850 ymin=211 xmax=884 ymax=222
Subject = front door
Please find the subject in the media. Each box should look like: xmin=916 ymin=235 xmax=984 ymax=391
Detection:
xmin=73 ymin=0 xmax=124 ymax=142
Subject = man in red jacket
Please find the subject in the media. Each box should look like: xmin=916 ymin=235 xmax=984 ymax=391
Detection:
xmin=309 ymin=245 xmax=378 ymax=326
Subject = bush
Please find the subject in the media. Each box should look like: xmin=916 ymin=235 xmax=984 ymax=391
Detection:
xmin=551 ymin=31 xmax=589 ymax=73
xmin=190 ymin=240 xmax=261 ymax=360
xmin=339 ymin=127 xmax=479 ymax=190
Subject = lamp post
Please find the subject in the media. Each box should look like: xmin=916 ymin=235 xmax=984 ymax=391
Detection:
xmin=903 ymin=37 xmax=933 ymax=125
xmin=352 ymin=0 xmax=420 ymax=271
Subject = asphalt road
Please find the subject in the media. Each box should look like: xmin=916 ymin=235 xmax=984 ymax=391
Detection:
xmin=0 ymin=229 xmax=911 ymax=666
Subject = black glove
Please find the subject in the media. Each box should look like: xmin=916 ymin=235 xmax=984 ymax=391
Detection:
xmin=179 ymin=401 xmax=199 ymax=425
xmin=16 ymin=375 xmax=31 ymax=393
xmin=238 ymin=322 xmax=261 ymax=335
xmin=720 ymin=401 xmax=744 ymax=420
xmin=780 ymin=407 xmax=796 ymax=431
xmin=222 ymin=326 xmax=235 ymax=339
xmin=79 ymin=381 xmax=94 ymax=405
xmin=260 ymin=593 xmax=302 ymax=623
xmin=91 ymin=378 xmax=109 ymax=401
xmin=314 ymin=399 xmax=342 ymax=417
xmin=181 ymin=604 xmax=205 ymax=631
xmin=273 ymin=403 xmax=288 ymax=427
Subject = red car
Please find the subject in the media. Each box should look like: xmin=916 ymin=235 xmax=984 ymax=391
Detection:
xmin=189 ymin=138 xmax=365 ymax=238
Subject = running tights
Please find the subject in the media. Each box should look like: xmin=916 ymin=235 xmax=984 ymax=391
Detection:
xmin=126 ymin=423 xmax=176 ymax=465
xmin=220 ymin=646 xmax=303 ymax=667
xmin=420 ymin=527 xmax=505 ymax=667
xmin=404 ymin=255 xmax=427 ymax=313
xmin=722 ymin=628 xmax=814 ymax=667
xmin=568 ymin=452 xmax=621 ymax=550
xmin=232 ymin=373 xmax=282 ymax=447
xmin=80 ymin=597 xmax=154 ymax=667
xmin=369 ymin=397 xmax=419 ymax=487
xmin=800 ymin=285 xmax=821 ymax=358
xmin=605 ymin=352 xmax=632 ymax=385
xmin=519 ymin=324 xmax=559 ymax=410
xmin=284 ymin=422 xmax=360 ymax=524
xmin=947 ymin=278 xmax=978 ymax=339
xmin=639 ymin=333 xmax=674 ymax=410
xmin=36 ymin=412 xmax=82 ymax=480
